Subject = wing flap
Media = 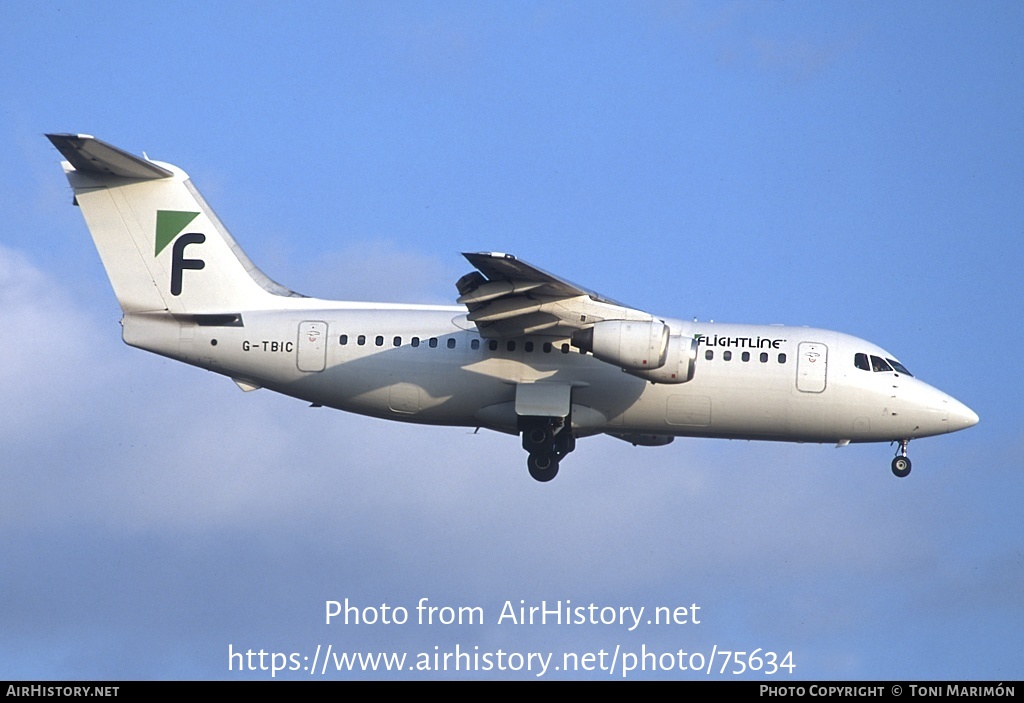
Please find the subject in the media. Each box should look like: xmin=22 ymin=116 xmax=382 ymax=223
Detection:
xmin=457 ymin=280 xmax=546 ymax=305
xmin=462 ymin=252 xmax=613 ymax=302
xmin=479 ymin=312 xmax=564 ymax=337
xmin=458 ymin=252 xmax=653 ymax=339
xmin=466 ymin=295 xmax=543 ymax=324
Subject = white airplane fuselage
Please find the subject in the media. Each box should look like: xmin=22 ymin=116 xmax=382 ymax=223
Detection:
xmin=125 ymin=304 xmax=975 ymax=445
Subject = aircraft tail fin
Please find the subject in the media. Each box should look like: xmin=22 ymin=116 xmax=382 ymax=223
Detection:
xmin=47 ymin=133 xmax=300 ymax=315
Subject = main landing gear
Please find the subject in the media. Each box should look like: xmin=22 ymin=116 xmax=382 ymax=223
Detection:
xmin=891 ymin=439 xmax=912 ymax=478
xmin=521 ymin=418 xmax=576 ymax=482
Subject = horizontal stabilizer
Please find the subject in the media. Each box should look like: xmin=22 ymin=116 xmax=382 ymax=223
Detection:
xmin=46 ymin=133 xmax=173 ymax=180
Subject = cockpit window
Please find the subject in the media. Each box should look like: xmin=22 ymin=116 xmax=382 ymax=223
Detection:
xmin=854 ymin=353 xmax=870 ymax=371
xmin=870 ymin=355 xmax=893 ymax=373
xmin=887 ymin=358 xmax=913 ymax=376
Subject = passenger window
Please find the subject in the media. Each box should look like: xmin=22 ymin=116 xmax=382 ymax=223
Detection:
xmin=488 ymin=340 xmax=498 ymax=351
xmin=760 ymin=352 xmax=768 ymax=363
xmin=561 ymin=343 xmax=570 ymax=354
xmin=543 ymin=342 xmax=552 ymax=353
xmin=428 ymin=337 xmax=438 ymax=348
xmin=447 ymin=338 xmax=456 ymax=349
xmin=525 ymin=341 xmax=534 ymax=353
xmin=705 ymin=350 xmax=714 ymax=361
xmin=741 ymin=351 xmax=750 ymax=362
xmin=471 ymin=339 xmax=480 ymax=350
xmin=357 ymin=335 xmax=366 ymax=346
xmin=375 ymin=335 xmax=384 ymax=347
xmin=778 ymin=353 xmax=787 ymax=364
xmin=411 ymin=337 xmax=420 ymax=348
xmin=855 ymin=353 xmax=870 ymax=371
xmin=393 ymin=336 xmax=401 ymax=347
xmin=339 ymin=334 xmax=348 ymax=345
xmin=723 ymin=351 xmax=732 ymax=361
xmin=506 ymin=341 xmax=516 ymax=352
xmin=870 ymin=355 xmax=892 ymax=372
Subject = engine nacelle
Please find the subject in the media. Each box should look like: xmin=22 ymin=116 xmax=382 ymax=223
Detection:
xmin=625 ymin=334 xmax=697 ymax=384
xmin=571 ymin=320 xmax=669 ymax=370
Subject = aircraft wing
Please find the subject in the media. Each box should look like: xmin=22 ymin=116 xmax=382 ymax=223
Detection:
xmin=457 ymin=252 xmax=655 ymax=338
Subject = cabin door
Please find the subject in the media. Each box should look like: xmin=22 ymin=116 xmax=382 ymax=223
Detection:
xmin=297 ymin=320 xmax=328 ymax=372
xmin=796 ymin=342 xmax=827 ymax=393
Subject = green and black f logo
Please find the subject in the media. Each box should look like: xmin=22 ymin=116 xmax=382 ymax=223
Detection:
xmin=156 ymin=210 xmax=204 ymax=296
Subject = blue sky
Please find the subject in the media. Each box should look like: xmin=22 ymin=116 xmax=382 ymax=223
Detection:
xmin=1 ymin=1 xmax=1021 ymax=680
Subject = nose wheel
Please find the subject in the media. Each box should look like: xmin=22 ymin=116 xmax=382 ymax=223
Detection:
xmin=891 ymin=440 xmax=912 ymax=478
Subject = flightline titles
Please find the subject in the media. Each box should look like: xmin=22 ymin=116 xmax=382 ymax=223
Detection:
xmin=326 ymin=598 xmax=701 ymax=632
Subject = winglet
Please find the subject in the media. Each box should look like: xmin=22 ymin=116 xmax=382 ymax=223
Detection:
xmin=46 ymin=133 xmax=173 ymax=180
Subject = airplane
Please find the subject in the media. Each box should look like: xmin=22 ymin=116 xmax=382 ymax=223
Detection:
xmin=46 ymin=133 xmax=979 ymax=482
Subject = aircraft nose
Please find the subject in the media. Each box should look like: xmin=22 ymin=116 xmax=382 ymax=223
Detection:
xmin=946 ymin=397 xmax=979 ymax=433
xmin=904 ymin=382 xmax=979 ymax=437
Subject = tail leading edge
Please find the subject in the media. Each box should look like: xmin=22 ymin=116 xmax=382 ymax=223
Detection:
xmin=47 ymin=133 xmax=301 ymax=316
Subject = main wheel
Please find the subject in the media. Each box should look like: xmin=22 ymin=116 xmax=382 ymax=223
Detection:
xmin=891 ymin=456 xmax=912 ymax=478
xmin=528 ymin=453 xmax=560 ymax=482
xmin=522 ymin=425 xmax=554 ymax=454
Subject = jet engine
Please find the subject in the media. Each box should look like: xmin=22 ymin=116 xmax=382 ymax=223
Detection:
xmin=625 ymin=334 xmax=697 ymax=384
xmin=571 ymin=320 xmax=669 ymax=370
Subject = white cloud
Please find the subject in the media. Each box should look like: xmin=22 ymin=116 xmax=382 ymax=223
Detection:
xmin=0 ymin=246 xmax=116 ymax=437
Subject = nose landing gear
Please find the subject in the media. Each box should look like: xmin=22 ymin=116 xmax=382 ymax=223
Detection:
xmin=891 ymin=439 xmax=912 ymax=478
